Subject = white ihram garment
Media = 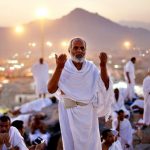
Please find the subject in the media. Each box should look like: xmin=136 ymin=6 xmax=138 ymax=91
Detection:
xmin=124 ymin=61 xmax=135 ymax=100
xmin=58 ymin=59 xmax=114 ymax=150
xmin=20 ymin=97 xmax=52 ymax=113
xmin=109 ymin=140 xmax=123 ymax=150
xmin=32 ymin=62 xmax=49 ymax=95
xmin=112 ymin=94 xmax=130 ymax=119
xmin=11 ymin=98 xmax=52 ymax=127
xmin=2 ymin=127 xmax=28 ymax=150
xmin=143 ymin=75 xmax=150 ymax=125
xmin=130 ymin=99 xmax=144 ymax=111
xmin=112 ymin=119 xmax=133 ymax=150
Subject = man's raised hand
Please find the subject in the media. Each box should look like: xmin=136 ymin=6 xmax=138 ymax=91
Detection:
xmin=55 ymin=54 xmax=67 ymax=69
xmin=99 ymin=52 xmax=107 ymax=67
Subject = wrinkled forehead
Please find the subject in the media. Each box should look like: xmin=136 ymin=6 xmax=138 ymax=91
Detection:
xmin=70 ymin=38 xmax=86 ymax=48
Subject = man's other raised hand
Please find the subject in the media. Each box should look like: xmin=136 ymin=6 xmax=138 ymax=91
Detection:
xmin=55 ymin=54 xmax=67 ymax=70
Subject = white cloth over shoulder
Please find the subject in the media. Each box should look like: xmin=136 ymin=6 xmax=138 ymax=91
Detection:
xmin=109 ymin=140 xmax=123 ymax=150
xmin=113 ymin=94 xmax=124 ymax=111
xmin=32 ymin=62 xmax=49 ymax=95
xmin=58 ymin=59 xmax=114 ymax=118
xmin=20 ymin=97 xmax=52 ymax=113
xmin=58 ymin=59 xmax=114 ymax=150
xmin=143 ymin=75 xmax=150 ymax=125
xmin=112 ymin=119 xmax=133 ymax=150
xmin=124 ymin=61 xmax=135 ymax=82
xmin=112 ymin=94 xmax=130 ymax=119
xmin=2 ymin=126 xmax=28 ymax=150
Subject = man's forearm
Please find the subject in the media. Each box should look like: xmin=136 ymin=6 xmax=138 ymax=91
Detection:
xmin=116 ymin=121 xmax=120 ymax=136
xmin=116 ymin=123 xmax=120 ymax=132
xmin=100 ymin=66 xmax=109 ymax=90
xmin=48 ymin=66 xmax=63 ymax=93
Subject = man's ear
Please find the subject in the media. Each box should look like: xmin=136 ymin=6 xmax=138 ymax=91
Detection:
xmin=68 ymin=49 xmax=70 ymax=53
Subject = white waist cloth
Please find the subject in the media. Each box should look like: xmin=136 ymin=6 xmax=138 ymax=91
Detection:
xmin=63 ymin=97 xmax=88 ymax=109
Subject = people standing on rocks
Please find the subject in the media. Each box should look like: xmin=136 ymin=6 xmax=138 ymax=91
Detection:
xmin=124 ymin=57 xmax=136 ymax=102
xmin=32 ymin=58 xmax=49 ymax=98
xmin=48 ymin=37 xmax=114 ymax=150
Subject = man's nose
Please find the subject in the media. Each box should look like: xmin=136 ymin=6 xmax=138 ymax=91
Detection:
xmin=76 ymin=48 xmax=83 ymax=52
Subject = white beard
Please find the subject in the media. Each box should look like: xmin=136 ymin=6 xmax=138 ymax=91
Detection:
xmin=70 ymin=54 xmax=85 ymax=63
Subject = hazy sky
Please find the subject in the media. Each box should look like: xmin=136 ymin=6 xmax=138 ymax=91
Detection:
xmin=0 ymin=0 xmax=150 ymax=27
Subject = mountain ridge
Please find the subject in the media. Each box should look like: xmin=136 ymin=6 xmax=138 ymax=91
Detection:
xmin=0 ymin=8 xmax=150 ymax=58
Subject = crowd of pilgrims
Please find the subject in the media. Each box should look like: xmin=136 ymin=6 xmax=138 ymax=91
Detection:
xmin=0 ymin=55 xmax=150 ymax=150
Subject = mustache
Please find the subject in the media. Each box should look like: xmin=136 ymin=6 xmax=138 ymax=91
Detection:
xmin=71 ymin=54 xmax=85 ymax=63
xmin=76 ymin=54 xmax=84 ymax=58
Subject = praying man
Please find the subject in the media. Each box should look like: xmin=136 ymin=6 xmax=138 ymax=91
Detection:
xmin=48 ymin=37 xmax=114 ymax=150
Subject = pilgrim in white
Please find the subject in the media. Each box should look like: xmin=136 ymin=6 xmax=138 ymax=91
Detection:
xmin=48 ymin=38 xmax=114 ymax=150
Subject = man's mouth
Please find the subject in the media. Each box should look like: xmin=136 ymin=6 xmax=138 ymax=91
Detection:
xmin=76 ymin=54 xmax=83 ymax=59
